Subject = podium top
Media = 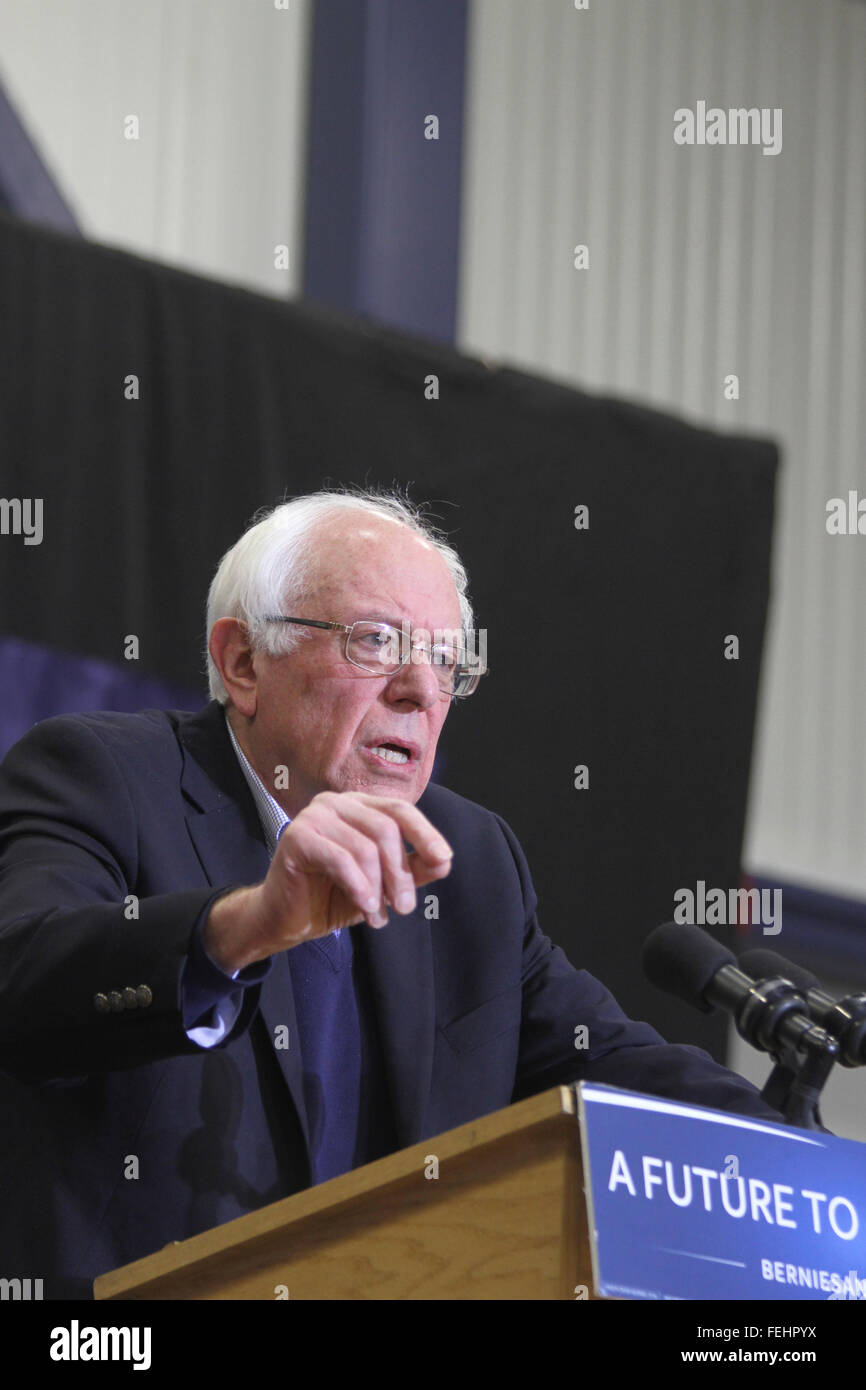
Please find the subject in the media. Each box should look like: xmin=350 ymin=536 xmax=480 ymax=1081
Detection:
xmin=95 ymin=1085 xmax=579 ymax=1300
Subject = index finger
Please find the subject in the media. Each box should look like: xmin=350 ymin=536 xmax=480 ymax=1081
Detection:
xmin=406 ymin=848 xmax=454 ymax=891
xmin=351 ymin=794 xmax=453 ymax=867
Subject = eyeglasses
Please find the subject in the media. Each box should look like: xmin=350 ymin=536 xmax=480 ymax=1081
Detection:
xmin=260 ymin=616 xmax=487 ymax=699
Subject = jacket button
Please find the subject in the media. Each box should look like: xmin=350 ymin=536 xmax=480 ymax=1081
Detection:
xmin=122 ymin=987 xmax=138 ymax=1009
xmin=94 ymin=993 xmax=110 ymax=1014
xmin=135 ymin=985 xmax=153 ymax=1008
xmin=107 ymin=991 xmax=124 ymax=1012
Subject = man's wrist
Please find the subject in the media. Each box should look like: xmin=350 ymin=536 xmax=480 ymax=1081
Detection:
xmin=203 ymin=885 xmax=267 ymax=974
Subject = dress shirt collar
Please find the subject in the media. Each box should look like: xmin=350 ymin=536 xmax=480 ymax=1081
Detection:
xmin=224 ymin=709 xmax=290 ymax=857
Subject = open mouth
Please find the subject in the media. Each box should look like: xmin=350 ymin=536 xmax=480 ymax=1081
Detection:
xmin=363 ymin=739 xmax=418 ymax=768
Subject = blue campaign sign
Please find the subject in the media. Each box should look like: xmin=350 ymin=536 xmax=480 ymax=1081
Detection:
xmin=577 ymin=1084 xmax=866 ymax=1301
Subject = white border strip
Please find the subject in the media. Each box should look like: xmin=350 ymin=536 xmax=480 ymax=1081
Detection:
xmin=578 ymin=1085 xmax=825 ymax=1146
xmin=657 ymin=1247 xmax=747 ymax=1268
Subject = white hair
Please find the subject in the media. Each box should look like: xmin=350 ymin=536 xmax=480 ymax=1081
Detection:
xmin=205 ymin=488 xmax=474 ymax=704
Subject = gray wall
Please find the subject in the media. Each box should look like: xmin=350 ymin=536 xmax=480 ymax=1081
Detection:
xmin=0 ymin=0 xmax=312 ymax=297
xmin=459 ymin=0 xmax=866 ymax=904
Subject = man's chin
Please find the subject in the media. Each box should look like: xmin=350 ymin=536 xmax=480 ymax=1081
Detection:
xmin=363 ymin=773 xmax=424 ymax=802
xmin=329 ymin=763 xmax=427 ymax=804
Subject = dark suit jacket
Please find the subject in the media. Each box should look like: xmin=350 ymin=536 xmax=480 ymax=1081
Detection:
xmin=0 ymin=701 xmax=781 ymax=1298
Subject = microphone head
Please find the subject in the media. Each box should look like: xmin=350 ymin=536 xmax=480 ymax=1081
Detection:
xmin=642 ymin=921 xmax=737 ymax=1013
xmin=739 ymin=949 xmax=818 ymax=994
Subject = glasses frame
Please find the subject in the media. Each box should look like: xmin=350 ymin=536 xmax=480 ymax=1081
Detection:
xmin=260 ymin=615 xmax=487 ymax=700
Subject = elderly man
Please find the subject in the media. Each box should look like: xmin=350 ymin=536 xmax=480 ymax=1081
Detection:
xmin=0 ymin=489 xmax=780 ymax=1299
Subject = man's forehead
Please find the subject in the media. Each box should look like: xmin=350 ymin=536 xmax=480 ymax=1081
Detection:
xmin=312 ymin=517 xmax=435 ymax=559
xmin=305 ymin=520 xmax=459 ymax=611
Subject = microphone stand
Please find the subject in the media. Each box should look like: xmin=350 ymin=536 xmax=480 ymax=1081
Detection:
xmin=732 ymin=975 xmax=840 ymax=1130
xmin=761 ymin=1051 xmax=837 ymax=1130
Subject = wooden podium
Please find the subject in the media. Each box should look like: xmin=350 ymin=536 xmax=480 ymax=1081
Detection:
xmin=94 ymin=1086 xmax=595 ymax=1300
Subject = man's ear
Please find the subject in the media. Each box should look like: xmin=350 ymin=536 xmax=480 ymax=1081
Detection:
xmin=209 ymin=618 xmax=258 ymax=717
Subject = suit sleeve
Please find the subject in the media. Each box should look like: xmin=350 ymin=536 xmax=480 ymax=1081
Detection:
xmin=493 ymin=815 xmax=786 ymax=1123
xmin=0 ymin=716 xmax=265 ymax=1082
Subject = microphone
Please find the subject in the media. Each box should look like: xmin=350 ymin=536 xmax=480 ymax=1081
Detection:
xmin=740 ymin=948 xmax=866 ymax=1069
xmin=642 ymin=922 xmax=839 ymax=1129
xmin=642 ymin=922 xmax=838 ymax=1061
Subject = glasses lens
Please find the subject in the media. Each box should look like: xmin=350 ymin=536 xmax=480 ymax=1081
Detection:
xmin=450 ymin=663 xmax=483 ymax=698
xmin=346 ymin=622 xmax=485 ymax=697
xmin=346 ymin=622 xmax=403 ymax=672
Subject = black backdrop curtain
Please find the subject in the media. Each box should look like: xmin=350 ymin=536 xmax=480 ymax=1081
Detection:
xmin=0 ymin=214 xmax=779 ymax=1057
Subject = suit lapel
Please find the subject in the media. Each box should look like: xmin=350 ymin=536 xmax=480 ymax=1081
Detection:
xmin=176 ymin=703 xmax=311 ymax=1154
xmin=173 ymin=703 xmax=440 ymax=1158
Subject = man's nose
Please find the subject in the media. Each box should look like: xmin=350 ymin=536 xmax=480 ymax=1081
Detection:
xmin=384 ymin=647 xmax=442 ymax=708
